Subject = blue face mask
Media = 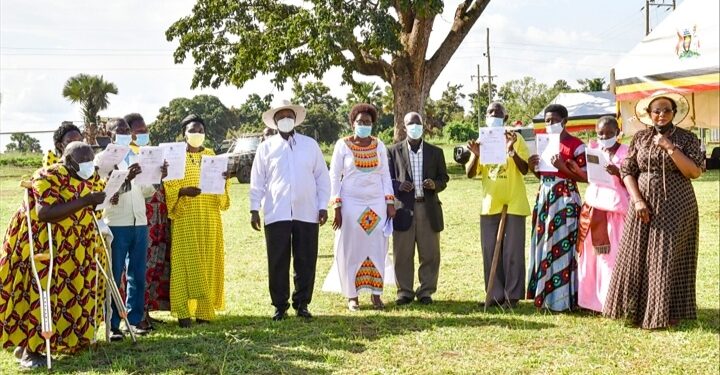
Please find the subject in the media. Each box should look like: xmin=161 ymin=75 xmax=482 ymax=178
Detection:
xmin=354 ymin=124 xmax=372 ymax=138
xmin=485 ymin=116 xmax=505 ymax=128
xmin=71 ymin=158 xmax=95 ymax=180
xmin=405 ymin=123 xmax=424 ymax=140
xmin=134 ymin=133 xmax=150 ymax=146
xmin=115 ymin=134 xmax=132 ymax=146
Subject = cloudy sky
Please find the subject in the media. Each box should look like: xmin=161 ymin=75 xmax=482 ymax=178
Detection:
xmin=0 ymin=0 xmax=680 ymax=151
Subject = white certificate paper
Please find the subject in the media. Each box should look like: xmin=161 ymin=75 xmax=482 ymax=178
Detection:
xmin=160 ymin=142 xmax=186 ymax=181
xmin=478 ymin=128 xmax=507 ymax=165
xmin=586 ymin=148 xmax=614 ymax=186
xmin=135 ymin=146 xmax=164 ymax=185
xmin=97 ymin=169 xmax=129 ymax=210
xmin=200 ymin=155 xmax=229 ymax=194
xmin=536 ymin=134 xmax=560 ymax=172
xmin=97 ymin=144 xmax=130 ymax=177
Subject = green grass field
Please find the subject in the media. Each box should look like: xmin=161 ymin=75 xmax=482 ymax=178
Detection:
xmin=0 ymin=147 xmax=718 ymax=374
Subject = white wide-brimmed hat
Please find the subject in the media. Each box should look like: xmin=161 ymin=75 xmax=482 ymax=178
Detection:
xmin=261 ymin=99 xmax=307 ymax=129
xmin=634 ymin=91 xmax=690 ymax=126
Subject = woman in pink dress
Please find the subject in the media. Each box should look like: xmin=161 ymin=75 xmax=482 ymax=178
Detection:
xmin=574 ymin=116 xmax=629 ymax=312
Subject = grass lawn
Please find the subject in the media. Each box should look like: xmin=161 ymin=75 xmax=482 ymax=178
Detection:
xmin=0 ymin=145 xmax=718 ymax=374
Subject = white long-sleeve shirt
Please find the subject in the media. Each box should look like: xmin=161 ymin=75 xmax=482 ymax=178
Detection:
xmin=95 ymin=150 xmax=155 ymax=227
xmin=249 ymin=133 xmax=331 ymax=225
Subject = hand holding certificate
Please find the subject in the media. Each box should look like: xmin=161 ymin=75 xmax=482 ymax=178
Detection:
xmin=160 ymin=142 xmax=186 ymax=180
xmin=135 ymin=146 xmax=164 ymax=185
xmin=97 ymin=144 xmax=130 ymax=177
xmin=477 ymin=128 xmax=507 ymax=165
xmin=200 ymin=155 xmax=229 ymax=194
xmin=536 ymin=134 xmax=560 ymax=172
xmin=97 ymin=170 xmax=129 ymax=210
xmin=586 ymin=148 xmax=614 ymax=186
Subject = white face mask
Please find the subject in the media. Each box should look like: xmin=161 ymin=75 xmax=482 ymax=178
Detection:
xmin=597 ymin=136 xmax=617 ymax=149
xmin=185 ymin=132 xmax=205 ymax=148
xmin=276 ymin=117 xmax=295 ymax=133
xmin=73 ymin=160 xmax=95 ymax=180
xmin=545 ymin=122 xmax=564 ymax=134
xmin=485 ymin=116 xmax=504 ymax=128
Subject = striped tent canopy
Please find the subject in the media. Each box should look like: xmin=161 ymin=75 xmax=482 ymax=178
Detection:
xmin=612 ymin=0 xmax=719 ymax=135
xmin=531 ymin=91 xmax=616 ymax=134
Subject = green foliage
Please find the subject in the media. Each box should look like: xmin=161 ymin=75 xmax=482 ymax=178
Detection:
xmin=467 ymin=82 xmax=498 ymax=123
xmin=577 ymin=77 xmax=607 ymax=92
xmin=229 ymin=93 xmax=274 ymax=135
xmin=425 ymin=83 xmax=466 ymax=129
xmin=497 ymin=76 xmax=560 ymax=124
xmin=4 ymin=133 xmax=42 ymax=154
xmin=445 ymin=119 xmax=477 ymax=142
xmin=346 ymin=82 xmax=383 ymax=107
xmin=149 ymin=95 xmax=238 ymax=148
xmin=0 ymin=152 xmax=43 ymax=167
xmin=296 ymin=105 xmax=345 ymax=145
xmin=292 ymin=81 xmax=342 ymax=113
xmin=62 ymin=74 xmax=118 ymax=124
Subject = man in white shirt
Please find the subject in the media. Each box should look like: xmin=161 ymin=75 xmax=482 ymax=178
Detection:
xmin=249 ymin=100 xmax=331 ymax=321
xmin=99 ymin=118 xmax=165 ymax=340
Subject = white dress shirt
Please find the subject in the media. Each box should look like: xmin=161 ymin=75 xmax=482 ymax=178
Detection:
xmin=407 ymin=140 xmax=424 ymax=198
xmin=95 ymin=150 xmax=155 ymax=227
xmin=249 ymin=133 xmax=331 ymax=225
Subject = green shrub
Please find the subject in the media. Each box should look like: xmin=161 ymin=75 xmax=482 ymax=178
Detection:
xmin=445 ymin=120 xmax=478 ymax=142
xmin=0 ymin=153 xmax=43 ymax=168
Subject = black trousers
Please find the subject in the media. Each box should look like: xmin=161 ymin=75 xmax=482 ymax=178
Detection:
xmin=264 ymin=220 xmax=319 ymax=310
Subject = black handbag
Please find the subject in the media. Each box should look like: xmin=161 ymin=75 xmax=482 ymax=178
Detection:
xmin=393 ymin=208 xmax=413 ymax=231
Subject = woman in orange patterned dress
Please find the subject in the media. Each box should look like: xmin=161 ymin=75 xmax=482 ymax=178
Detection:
xmin=322 ymin=104 xmax=396 ymax=311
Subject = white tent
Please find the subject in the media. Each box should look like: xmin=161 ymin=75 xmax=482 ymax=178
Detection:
xmin=531 ymin=91 xmax=616 ymax=133
xmin=612 ymin=0 xmax=719 ymax=134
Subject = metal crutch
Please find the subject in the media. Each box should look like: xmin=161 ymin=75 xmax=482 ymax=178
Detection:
xmin=23 ymin=186 xmax=54 ymax=369
xmin=91 ymin=213 xmax=137 ymax=344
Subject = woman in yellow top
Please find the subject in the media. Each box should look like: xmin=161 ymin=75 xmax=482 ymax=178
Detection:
xmin=43 ymin=123 xmax=84 ymax=167
xmin=466 ymin=102 xmax=530 ymax=308
xmin=163 ymin=114 xmax=230 ymax=328
xmin=0 ymin=142 xmax=106 ymax=369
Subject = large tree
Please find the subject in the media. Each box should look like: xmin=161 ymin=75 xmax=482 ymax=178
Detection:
xmin=425 ymin=83 xmax=465 ymax=129
xmin=498 ymin=77 xmax=558 ymax=125
xmin=577 ymin=78 xmax=607 ymax=92
xmin=5 ymin=133 xmax=42 ymax=154
xmin=167 ymin=0 xmax=491 ymax=142
xmin=62 ymin=74 xmax=118 ymax=124
xmin=292 ymin=81 xmax=345 ymax=143
xmin=230 ymin=93 xmax=274 ymax=134
xmin=149 ymin=95 xmax=238 ymax=148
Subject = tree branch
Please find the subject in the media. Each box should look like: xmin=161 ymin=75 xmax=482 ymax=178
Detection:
xmin=345 ymin=38 xmax=392 ymax=81
xmin=424 ymin=0 xmax=490 ymax=92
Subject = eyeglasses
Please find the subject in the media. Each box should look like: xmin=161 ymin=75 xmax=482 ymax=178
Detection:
xmin=650 ymin=108 xmax=674 ymax=115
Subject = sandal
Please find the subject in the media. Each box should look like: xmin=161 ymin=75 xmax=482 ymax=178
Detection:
xmin=371 ymin=295 xmax=385 ymax=310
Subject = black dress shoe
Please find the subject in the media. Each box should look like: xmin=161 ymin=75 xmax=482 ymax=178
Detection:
xmin=296 ymin=306 xmax=312 ymax=319
xmin=395 ymin=296 xmax=413 ymax=305
xmin=418 ymin=296 xmax=433 ymax=305
xmin=478 ymin=300 xmax=504 ymax=308
xmin=178 ymin=318 xmax=192 ymax=328
xmin=272 ymin=308 xmax=287 ymax=321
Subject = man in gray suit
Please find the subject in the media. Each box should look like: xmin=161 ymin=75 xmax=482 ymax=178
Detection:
xmin=387 ymin=112 xmax=449 ymax=305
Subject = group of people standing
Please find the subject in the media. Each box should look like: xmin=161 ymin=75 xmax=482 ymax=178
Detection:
xmin=0 ymin=92 xmax=704 ymax=369
xmin=465 ymin=94 xmax=703 ymax=331
xmin=0 ymin=113 xmax=231 ymax=368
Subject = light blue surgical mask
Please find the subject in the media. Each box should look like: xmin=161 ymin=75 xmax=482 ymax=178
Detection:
xmin=134 ymin=133 xmax=150 ymax=146
xmin=115 ymin=134 xmax=132 ymax=146
xmin=71 ymin=158 xmax=95 ymax=180
xmin=405 ymin=123 xmax=423 ymax=140
xmin=485 ymin=116 xmax=505 ymax=128
xmin=354 ymin=124 xmax=372 ymax=138
xmin=597 ymin=136 xmax=617 ymax=149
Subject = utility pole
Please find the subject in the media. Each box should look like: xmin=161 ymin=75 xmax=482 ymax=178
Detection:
xmin=471 ymin=64 xmax=482 ymax=128
xmin=645 ymin=0 xmax=677 ymax=36
xmin=485 ymin=27 xmax=492 ymax=104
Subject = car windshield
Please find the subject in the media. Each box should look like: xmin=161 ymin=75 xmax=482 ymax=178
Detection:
xmin=234 ymin=137 xmax=260 ymax=152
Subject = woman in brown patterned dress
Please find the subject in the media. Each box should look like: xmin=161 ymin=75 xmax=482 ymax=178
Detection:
xmin=604 ymin=94 xmax=704 ymax=329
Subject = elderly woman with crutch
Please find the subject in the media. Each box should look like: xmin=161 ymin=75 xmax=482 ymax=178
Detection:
xmin=0 ymin=142 xmax=112 ymax=369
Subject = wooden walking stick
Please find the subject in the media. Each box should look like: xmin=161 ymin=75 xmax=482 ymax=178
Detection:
xmin=91 ymin=213 xmax=138 ymax=344
xmin=22 ymin=186 xmax=54 ymax=369
xmin=484 ymin=204 xmax=508 ymax=313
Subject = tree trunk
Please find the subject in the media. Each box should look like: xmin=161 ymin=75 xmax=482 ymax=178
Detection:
xmin=391 ymin=73 xmax=427 ymax=144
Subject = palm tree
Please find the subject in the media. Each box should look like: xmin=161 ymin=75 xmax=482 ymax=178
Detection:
xmin=346 ymin=82 xmax=382 ymax=107
xmin=577 ymin=78 xmax=607 ymax=92
xmin=62 ymin=74 xmax=118 ymax=124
